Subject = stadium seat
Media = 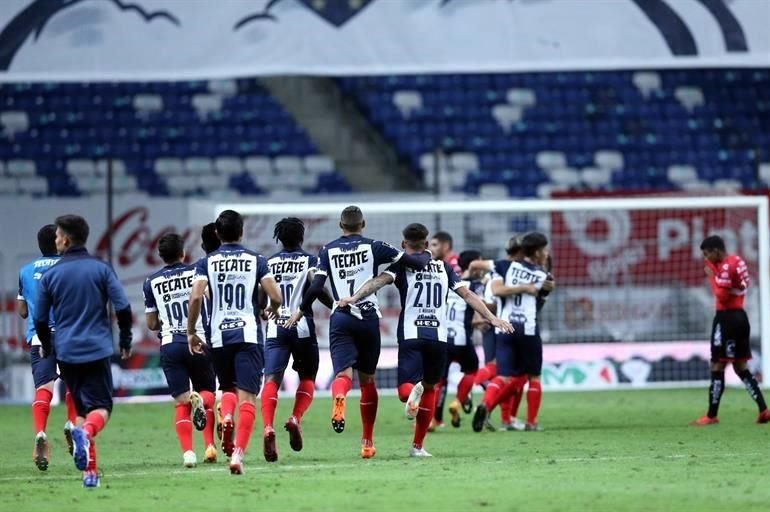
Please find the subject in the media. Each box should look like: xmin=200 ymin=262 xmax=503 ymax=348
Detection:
xmin=6 ymin=159 xmax=36 ymax=177
xmin=674 ymin=86 xmax=705 ymax=113
xmin=536 ymin=151 xmax=567 ymax=171
xmin=184 ymin=157 xmax=214 ymax=175
xmin=244 ymin=156 xmax=272 ymax=175
xmin=449 ymin=152 xmax=480 ymax=172
xmin=303 ymin=155 xmax=334 ymax=174
xmin=196 ymin=174 xmax=229 ymax=191
xmin=192 ymin=94 xmax=223 ymax=119
xmin=759 ymin=163 xmax=770 ymax=187
xmin=207 ymin=79 xmax=237 ymax=97
xmin=594 ymin=150 xmax=624 ymax=171
xmin=133 ymin=94 xmax=163 ymax=115
xmin=712 ymin=179 xmax=742 ymax=192
xmin=214 ymin=156 xmax=243 ymax=175
xmin=667 ymin=165 xmax=698 ymax=185
xmin=580 ymin=167 xmax=611 ymax=189
xmin=632 ymin=71 xmax=661 ymax=98
xmin=392 ymin=91 xmax=423 ymax=119
xmin=0 ymin=177 xmax=17 ymax=194
xmin=166 ymin=175 xmax=199 ymax=196
xmin=506 ymin=88 xmax=536 ymax=108
xmin=1 ymin=111 xmax=30 ymax=138
xmin=478 ymin=183 xmax=510 ymax=199
xmin=491 ymin=104 xmax=523 ymax=133
xmin=155 ymin=158 xmax=185 ymax=176
xmin=18 ymin=176 xmax=48 ymax=195
xmin=95 ymin=159 xmax=127 ymax=176
xmin=549 ymin=167 xmax=581 ymax=187
xmin=273 ymin=156 xmax=303 ymax=174
xmin=66 ymin=159 xmax=95 ymax=178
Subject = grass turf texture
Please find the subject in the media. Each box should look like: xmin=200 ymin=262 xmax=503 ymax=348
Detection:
xmin=2 ymin=388 xmax=770 ymax=511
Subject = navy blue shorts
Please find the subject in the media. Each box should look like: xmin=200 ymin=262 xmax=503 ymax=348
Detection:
xmin=447 ymin=343 xmax=479 ymax=374
xmin=265 ymin=325 xmax=319 ymax=379
xmin=211 ymin=343 xmax=264 ymax=395
xmin=496 ymin=333 xmax=543 ymax=377
xmin=398 ymin=339 xmax=448 ymax=386
xmin=160 ymin=343 xmax=216 ymax=398
xmin=58 ymin=358 xmax=114 ymax=417
xmin=329 ymin=310 xmax=381 ymax=375
xmin=482 ymin=329 xmax=496 ymax=363
xmin=30 ymin=346 xmax=59 ymax=389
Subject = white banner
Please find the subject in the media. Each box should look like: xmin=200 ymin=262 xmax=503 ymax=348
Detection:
xmin=1 ymin=0 xmax=768 ymax=81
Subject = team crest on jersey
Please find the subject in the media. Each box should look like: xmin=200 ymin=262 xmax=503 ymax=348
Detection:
xmin=219 ymin=318 xmax=246 ymax=331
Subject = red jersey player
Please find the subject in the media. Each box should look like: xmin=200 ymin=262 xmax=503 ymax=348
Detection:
xmin=691 ymin=235 xmax=770 ymax=425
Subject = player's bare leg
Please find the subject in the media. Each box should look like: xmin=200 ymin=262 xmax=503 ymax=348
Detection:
xmin=731 ymin=361 xmax=770 ymax=423
xmin=230 ymin=389 xmax=258 ymax=475
xmin=261 ymin=374 xmax=280 ymax=462
xmin=32 ymin=380 xmax=55 ymax=471
xmin=692 ymin=362 xmax=725 ymax=426
xmin=330 ymin=368 xmax=353 ymax=434
xmin=358 ymin=371 xmax=378 ymax=459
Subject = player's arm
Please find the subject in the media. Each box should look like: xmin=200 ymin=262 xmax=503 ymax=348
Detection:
xmin=261 ymin=274 xmax=282 ymax=318
xmin=187 ymin=279 xmax=207 ymax=354
xmin=286 ymin=273 xmax=327 ymax=329
xmin=307 ymin=268 xmax=334 ymax=310
xmin=375 ymin=240 xmax=430 ymax=271
xmin=16 ymin=274 xmax=28 ymax=318
xmin=337 ymin=272 xmax=395 ymax=309
xmin=491 ymin=278 xmax=539 ymax=297
xmin=33 ymin=276 xmax=53 ymax=357
xmin=142 ymin=278 xmax=160 ymax=331
xmin=455 ymin=286 xmax=514 ymax=334
xmin=106 ymin=266 xmax=133 ymax=360
xmin=468 ymin=259 xmax=494 ymax=273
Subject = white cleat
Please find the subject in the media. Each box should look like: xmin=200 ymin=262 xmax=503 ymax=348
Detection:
xmin=183 ymin=450 xmax=197 ymax=468
xmin=500 ymin=417 xmax=526 ymax=432
xmin=405 ymin=382 xmax=424 ymax=420
xmin=229 ymin=448 xmax=244 ymax=475
xmin=409 ymin=446 xmax=433 ymax=458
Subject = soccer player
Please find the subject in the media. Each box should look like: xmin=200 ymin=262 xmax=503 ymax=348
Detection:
xmin=35 ymin=215 xmax=133 ymax=488
xmin=443 ymin=250 xmax=485 ymax=428
xmin=691 ymin=235 xmax=770 ymax=425
xmin=337 ymin=223 xmax=513 ymax=456
xmin=260 ymin=217 xmax=333 ymax=462
xmin=286 ymin=205 xmax=431 ymax=459
xmin=143 ymin=233 xmax=217 ymax=467
xmin=199 ymin=222 xmax=222 ymax=442
xmin=187 ymin=210 xmax=282 ymax=475
xmin=17 ymin=224 xmax=78 ymax=471
xmin=472 ymin=232 xmax=552 ymax=433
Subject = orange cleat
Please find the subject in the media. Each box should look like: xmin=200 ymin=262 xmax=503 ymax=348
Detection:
xmin=361 ymin=443 xmax=377 ymax=459
xmin=204 ymin=443 xmax=217 ymax=463
xmin=756 ymin=409 xmax=770 ymax=424
xmin=331 ymin=395 xmax=346 ymax=434
xmin=690 ymin=415 xmax=719 ymax=426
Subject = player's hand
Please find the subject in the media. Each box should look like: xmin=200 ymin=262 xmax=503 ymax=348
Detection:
xmin=260 ymin=309 xmax=269 ymax=321
xmin=188 ymin=333 xmax=204 ymax=355
xmin=542 ymin=279 xmax=555 ymax=292
xmin=491 ymin=318 xmax=514 ymax=334
xmin=336 ymin=296 xmax=355 ymax=309
xmin=284 ymin=311 xmax=303 ymax=330
xmin=39 ymin=346 xmax=47 ymax=359
xmin=523 ymin=284 xmax=539 ymax=296
xmin=704 ymin=265 xmax=713 ymax=277
xmin=120 ymin=347 xmax=132 ymax=360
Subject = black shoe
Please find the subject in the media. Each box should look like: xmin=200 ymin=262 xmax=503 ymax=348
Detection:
xmin=472 ymin=404 xmax=488 ymax=433
xmin=462 ymin=396 xmax=473 ymax=414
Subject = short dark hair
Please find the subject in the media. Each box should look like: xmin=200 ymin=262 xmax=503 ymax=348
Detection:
xmin=432 ymin=231 xmax=453 ymax=248
xmin=201 ymin=222 xmax=220 ymax=254
xmin=158 ymin=233 xmax=184 ymax=264
xmin=520 ymin=232 xmax=548 ymax=257
xmin=505 ymin=235 xmax=522 ymax=256
xmin=55 ymin=214 xmax=89 ymax=246
xmin=274 ymin=217 xmax=305 ymax=250
xmin=459 ymin=249 xmax=481 ymax=271
xmin=37 ymin=224 xmax=57 ymax=256
xmin=216 ymin=210 xmax=243 ymax=243
xmin=340 ymin=206 xmax=364 ymax=231
xmin=402 ymin=223 xmax=429 ymax=247
xmin=700 ymin=235 xmax=726 ymax=252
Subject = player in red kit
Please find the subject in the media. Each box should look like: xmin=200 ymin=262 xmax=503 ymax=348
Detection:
xmin=691 ymin=235 xmax=770 ymax=425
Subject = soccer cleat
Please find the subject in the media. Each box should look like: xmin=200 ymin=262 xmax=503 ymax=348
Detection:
xmin=524 ymin=422 xmax=544 ymax=432
xmin=409 ymin=446 xmax=433 ymax=458
xmin=757 ymin=409 xmax=770 ymax=424
xmin=229 ymin=447 xmax=244 ymax=475
xmin=33 ymin=431 xmax=49 ymax=471
xmin=215 ymin=401 xmax=223 ymax=440
xmin=461 ymin=396 xmax=473 ymax=414
xmin=190 ymin=392 xmax=207 ymax=431
xmin=82 ymin=470 xmax=100 ymax=488
xmin=284 ymin=416 xmax=303 ymax=452
xmin=204 ymin=444 xmax=217 ymax=463
xmin=500 ymin=418 xmax=526 ymax=432
xmin=221 ymin=414 xmax=235 ymax=457
xmin=405 ymin=382 xmax=424 ymax=420
xmin=427 ymin=419 xmax=445 ymax=432
xmin=263 ymin=426 xmax=278 ymax=463
xmin=448 ymin=399 xmax=462 ymax=428
xmin=183 ymin=450 xmax=197 ymax=468
xmin=71 ymin=427 xmax=90 ymax=471
xmin=472 ymin=404 xmax=488 ymax=433
xmin=63 ymin=421 xmax=74 ymax=456
xmin=331 ymin=395 xmax=346 ymax=433
xmin=484 ymin=418 xmax=497 ymax=432
xmin=361 ymin=443 xmax=377 ymax=459
xmin=690 ymin=415 xmax=719 ymax=426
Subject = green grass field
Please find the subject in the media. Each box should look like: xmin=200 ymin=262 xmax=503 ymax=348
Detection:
xmin=2 ymin=388 xmax=770 ymax=512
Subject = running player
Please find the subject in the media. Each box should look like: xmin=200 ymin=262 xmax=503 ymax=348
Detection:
xmin=17 ymin=224 xmax=77 ymax=470
xmin=260 ymin=217 xmax=333 ymax=462
xmin=472 ymin=232 xmax=552 ymax=433
xmin=337 ymin=223 xmax=513 ymax=456
xmin=443 ymin=250 xmax=485 ymax=428
xmin=187 ymin=210 xmax=282 ymax=474
xmin=144 ymin=233 xmax=217 ymax=467
xmin=286 ymin=206 xmax=431 ymax=459
xmin=691 ymin=235 xmax=770 ymax=425
xmin=199 ymin=223 xmax=223 ymax=442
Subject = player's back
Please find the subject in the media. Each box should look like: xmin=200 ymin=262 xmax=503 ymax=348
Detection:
xmin=446 ymin=278 xmax=482 ymax=346
xmin=390 ymin=257 xmax=464 ymax=343
xmin=266 ymin=249 xmax=317 ymax=338
xmin=144 ymin=262 xmax=204 ymax=344
xmin=494 ymin=259 xmax=547 ymax=336
xmin=318 ymin=234 xmax=402 ymax=316
xmin=197 ymin=243 xmax=270 ymax=347
xmin=18 ymin=256 xmax=59 ymax=342
xmin=708 ymin=254 xmax=749 ymax=311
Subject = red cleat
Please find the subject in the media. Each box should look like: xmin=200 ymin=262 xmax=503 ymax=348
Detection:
xmin=690 ymin=415 xmax=719 ymax=426
xmin=756 ymin=409 xmax=770 ymax=424
xmin=284 ymin=416 xmax=303 ymax=452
